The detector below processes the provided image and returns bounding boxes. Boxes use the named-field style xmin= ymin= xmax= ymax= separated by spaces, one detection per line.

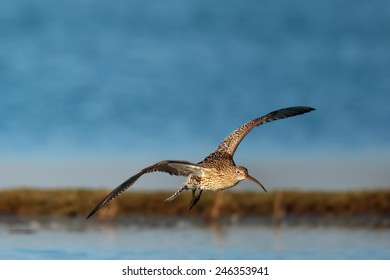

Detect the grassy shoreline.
xmin=0 ymin=188 xmax=389 ymax=222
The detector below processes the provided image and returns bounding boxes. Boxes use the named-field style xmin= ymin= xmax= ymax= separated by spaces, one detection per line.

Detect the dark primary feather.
xmin=216 ymin=106 xmax=315 ymax=156
xmin=86 ymin=160 xmax=201 ymax=219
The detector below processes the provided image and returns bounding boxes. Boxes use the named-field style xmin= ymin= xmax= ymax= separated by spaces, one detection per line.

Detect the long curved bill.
xmin=245 ymin=174 xmax=267 ymax=192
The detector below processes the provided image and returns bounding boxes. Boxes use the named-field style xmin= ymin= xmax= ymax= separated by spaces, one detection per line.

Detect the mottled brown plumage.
xmin=87 ymin=106 xmax=315 ymax=219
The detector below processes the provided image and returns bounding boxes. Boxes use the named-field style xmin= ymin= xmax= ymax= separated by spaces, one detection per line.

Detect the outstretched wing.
xmin=87 ymin=160 xmax=202 ymax=219
xmin=215 ymin=106 xmax=315 ymax=156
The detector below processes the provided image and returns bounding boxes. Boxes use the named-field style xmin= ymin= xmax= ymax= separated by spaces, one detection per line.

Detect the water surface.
xmin=1 ymin=216 xmax=389 ymax=260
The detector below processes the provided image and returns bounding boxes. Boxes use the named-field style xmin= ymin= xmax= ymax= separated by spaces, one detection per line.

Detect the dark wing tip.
xmin=86 ymin=209 xmax=97 ymax=219
xmin=292 ymin=106 xmax=316 ymax=116
xmin=260 ymin=106 xmax=315 ymax=126
xmin=86 ymin=196 xmax=110 ymax=219
xmin=281 ymin=106 xmax=315 ymax=114
xmin=301 ymin=106 xmax=316 ymax=112
xmin=292 ymin=106 xmax=316 ymax=115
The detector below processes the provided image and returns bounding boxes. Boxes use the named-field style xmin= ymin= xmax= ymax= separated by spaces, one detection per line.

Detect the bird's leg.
xmin=165 ymin=185 xmax=188 ymax=202
xmin=188 ymin=189 xmax=203 ymax=210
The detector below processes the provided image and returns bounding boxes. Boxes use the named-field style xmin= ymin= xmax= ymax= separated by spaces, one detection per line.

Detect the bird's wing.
xmin=215 ymin=106 xmax=315 ymax=156
xmin=87 ymin=160 xmax=202 ymax=219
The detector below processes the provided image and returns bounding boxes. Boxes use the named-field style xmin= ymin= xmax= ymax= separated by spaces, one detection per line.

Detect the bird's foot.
xmin=188 ymin=197 xmax=199 ymax=210
xmin=188 ymin=190 xmax=203 ymax=210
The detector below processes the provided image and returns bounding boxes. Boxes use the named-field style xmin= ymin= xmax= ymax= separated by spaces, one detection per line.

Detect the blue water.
xmin=0 ymin=0 xmax=390 ymax=188
xmin=1 ymin=217 xmax=389 ymax=260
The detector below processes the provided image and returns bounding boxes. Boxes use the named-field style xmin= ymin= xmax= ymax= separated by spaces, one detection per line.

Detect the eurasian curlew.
xmin=87 ymin=106 xmax=315 ymax=218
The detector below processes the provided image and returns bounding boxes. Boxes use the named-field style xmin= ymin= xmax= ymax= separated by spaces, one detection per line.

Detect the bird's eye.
xmin=236 ymin=170 xmax=241 ymax=174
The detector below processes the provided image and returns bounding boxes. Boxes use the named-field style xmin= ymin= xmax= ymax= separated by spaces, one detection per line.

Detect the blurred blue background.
xmin=1 ymin=0 xmax=389 ymax=189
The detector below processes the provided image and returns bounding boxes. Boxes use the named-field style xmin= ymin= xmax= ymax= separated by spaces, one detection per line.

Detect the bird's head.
xmin=234 ymin=166 xmax=267 ymax=192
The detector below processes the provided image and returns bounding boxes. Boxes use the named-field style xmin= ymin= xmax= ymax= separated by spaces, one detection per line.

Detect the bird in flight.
xmin=87 ymin=106 xmax=315 ymax=219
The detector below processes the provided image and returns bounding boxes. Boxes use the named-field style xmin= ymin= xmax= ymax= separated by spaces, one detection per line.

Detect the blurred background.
xmin=0 ymin=0 xmax=389 ymax=259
